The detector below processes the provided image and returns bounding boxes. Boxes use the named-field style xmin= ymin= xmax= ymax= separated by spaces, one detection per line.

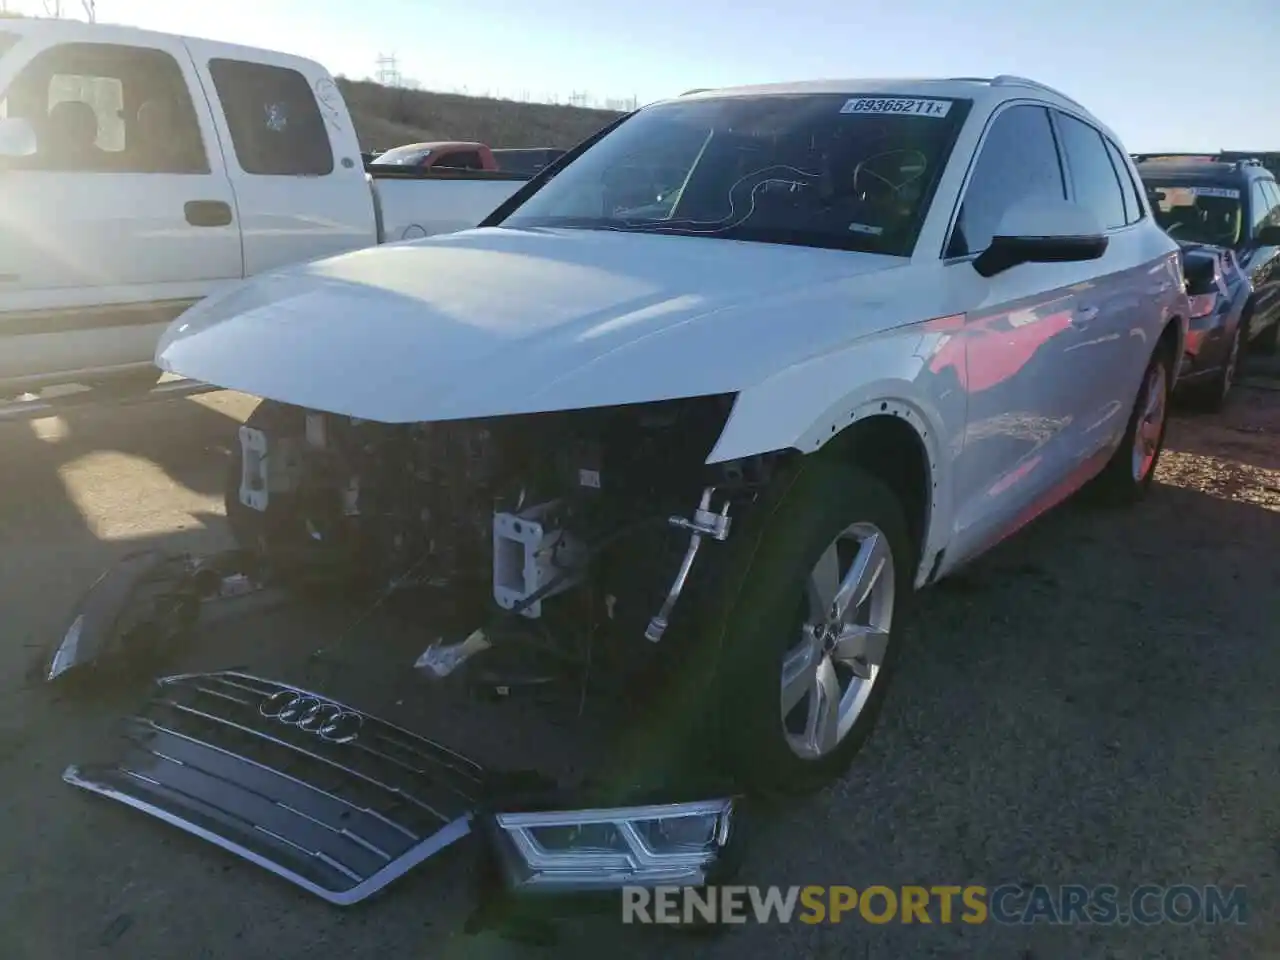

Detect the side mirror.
xmin=0 ymin=116 xmax=37 ymax=159
xmin=1254 ymin=224 xmax=1280 ymax=247
xmin=973 ymin=197 xmax=1108 ymax=278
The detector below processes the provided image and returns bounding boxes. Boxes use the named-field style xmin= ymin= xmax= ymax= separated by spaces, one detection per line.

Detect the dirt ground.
xmin=0 ymin=360 xmax=1277 ymax=960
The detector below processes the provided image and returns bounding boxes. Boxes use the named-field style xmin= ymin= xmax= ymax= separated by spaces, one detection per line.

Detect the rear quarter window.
xmin=208 ymin=58 xmax=333 ymax=176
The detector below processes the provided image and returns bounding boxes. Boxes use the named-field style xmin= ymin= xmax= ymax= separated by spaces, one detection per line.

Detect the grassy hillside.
xmin=337 ymin=78 xmax=624 ymax=153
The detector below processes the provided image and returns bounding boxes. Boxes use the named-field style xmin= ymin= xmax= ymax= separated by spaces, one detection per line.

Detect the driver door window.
xmin=947 ymin=105 xmax=1066 ymax=257
xmin=0 ymin=41 xmax=208 ymax=173
xmin=1250 ymin=182 xmax=1271 ymax=233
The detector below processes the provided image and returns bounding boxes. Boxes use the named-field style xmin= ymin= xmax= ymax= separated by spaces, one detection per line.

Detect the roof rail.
xmin=990 ymin=74 xmax=1084 ymax=109
xmin=679 ymin=88 xmax=715 ymax=96
xmin=1131 ymin=153 xmax=1221 ymax=164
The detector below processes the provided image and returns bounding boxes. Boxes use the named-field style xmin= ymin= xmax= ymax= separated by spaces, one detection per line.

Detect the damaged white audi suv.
xmin=50 ymin=75 xmax=1187 ymax=915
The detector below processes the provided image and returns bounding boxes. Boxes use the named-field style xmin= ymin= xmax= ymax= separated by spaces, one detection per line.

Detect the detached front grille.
xmin=65 ymin=672 xmax=484 ymax=904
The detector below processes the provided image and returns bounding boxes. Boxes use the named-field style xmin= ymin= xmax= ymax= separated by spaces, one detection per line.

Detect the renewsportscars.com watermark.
xmin=621 ymin=884 xmax=1248 ymax=926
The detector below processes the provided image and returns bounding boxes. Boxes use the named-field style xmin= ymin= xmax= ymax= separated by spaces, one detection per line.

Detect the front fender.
xmin=706 ymin=323 xmax=967 ymax=580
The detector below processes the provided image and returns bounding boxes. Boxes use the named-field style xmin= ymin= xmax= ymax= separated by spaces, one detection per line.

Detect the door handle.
xmin=184 ymin=200 xmax=233 ymax=228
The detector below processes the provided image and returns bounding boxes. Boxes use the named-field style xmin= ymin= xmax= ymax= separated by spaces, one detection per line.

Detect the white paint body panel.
xmin=373 ymin=176 xmax=524 ymax=242
xmin=156 ymin=227 xmax=910 ymax=419
xmin=156 ymin=75 xmax=1189 ymax=586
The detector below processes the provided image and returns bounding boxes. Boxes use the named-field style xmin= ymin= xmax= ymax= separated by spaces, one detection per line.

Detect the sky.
xmin=8 ymin=0 xmax=1280 ymax=151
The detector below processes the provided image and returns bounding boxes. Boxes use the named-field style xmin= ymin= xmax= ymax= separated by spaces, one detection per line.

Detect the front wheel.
xmin=704 ymin=459 xmax=917 ymax=796
xmin=1188 ymin=320 xmax=1242 ymax=413
xmin=1090 ymin=344 xmax=1173 ymax=505
xmin=1252 ymin=314 xmax=1280 ymax=357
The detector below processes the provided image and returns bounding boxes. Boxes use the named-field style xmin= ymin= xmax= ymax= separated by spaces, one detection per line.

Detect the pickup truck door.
xmin=181 ymin=41 xmax=378 ymax=275
xmin=0 ymin=27 xmax=241 ymax=379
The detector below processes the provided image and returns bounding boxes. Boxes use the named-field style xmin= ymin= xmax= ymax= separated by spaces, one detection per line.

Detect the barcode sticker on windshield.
xmin=1191 ymin=186 xmax=1241 ymax=199
xmin=840 ymin=97 xmax=952 ymax=118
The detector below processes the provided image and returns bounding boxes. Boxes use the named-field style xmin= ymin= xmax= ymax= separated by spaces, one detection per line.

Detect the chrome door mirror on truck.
xmin=974 ymin=197 xmax=1109 ymax=278
xmin=0 ymin=116 xmax=37 ymax=159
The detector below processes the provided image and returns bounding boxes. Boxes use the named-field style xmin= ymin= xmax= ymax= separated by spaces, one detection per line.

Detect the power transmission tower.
xmin=374 ymin=53 xmax=402 ymax=87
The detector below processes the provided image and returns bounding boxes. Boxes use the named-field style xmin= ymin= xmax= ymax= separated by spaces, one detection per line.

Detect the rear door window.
xmin=1055 ymin=112 xmax=1127 ymax=230
xmin=208 ymin=58 xmax=333 ymax=176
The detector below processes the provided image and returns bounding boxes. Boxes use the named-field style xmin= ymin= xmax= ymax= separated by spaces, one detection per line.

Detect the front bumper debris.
xmin=65 ymin=671 xmax=483 ymax=905
xmin=65 ymin=669 xmax=739 ymax=910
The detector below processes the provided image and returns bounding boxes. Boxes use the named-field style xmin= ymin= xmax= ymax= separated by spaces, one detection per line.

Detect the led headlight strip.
xmin=492 ymin=798 xmax=735 ymax=890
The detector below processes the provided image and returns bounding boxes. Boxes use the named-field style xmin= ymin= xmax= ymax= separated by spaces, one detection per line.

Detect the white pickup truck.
xmin=0 ymin=18 xmax=531 ymax=413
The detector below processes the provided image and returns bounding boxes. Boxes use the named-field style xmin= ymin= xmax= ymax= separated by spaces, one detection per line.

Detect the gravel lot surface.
xmin=1 ymin=364 xmax=1277 ymax=960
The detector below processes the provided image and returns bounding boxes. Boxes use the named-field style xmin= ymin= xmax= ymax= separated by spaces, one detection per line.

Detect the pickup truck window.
xmin=0 ymin=31 xmax=19 ymax=59
xmin=434 ymin=150 xmax=484 ymax=171
xmin=501 ymin=92 xmax=972 ymax=257
xmin=208 ymin=58 xmax=333 ymax=177
xmin=0 ymin=42 xmax=208 ymax=174
xmin=374 ymin=145 xmax=431 ymax=166
xmin=947 ymin=105 xmax=1065 ymax=257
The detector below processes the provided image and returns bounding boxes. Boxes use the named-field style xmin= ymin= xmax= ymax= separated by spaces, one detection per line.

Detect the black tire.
xmin=1252 ymin=313 xmax=1280 ymax=356
xmin=1090 ymin=342 xmax=1173 ymax=505
xmin=1187 ymin=319 xmax=1242 ymax=413
xmin=698 ymin=457 xmax=917 ymax=797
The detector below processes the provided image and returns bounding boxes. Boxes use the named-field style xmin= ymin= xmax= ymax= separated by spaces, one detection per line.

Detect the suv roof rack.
xmin=1130 ymin=153 xmax=1266 ymax=173
xmin=989 ymin=74 xmax=1084 ymax=109
xmin=679 ymin=88 xmax=715 ymax=96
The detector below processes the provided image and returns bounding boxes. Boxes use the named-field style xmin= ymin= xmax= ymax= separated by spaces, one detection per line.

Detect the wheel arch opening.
xmin=824 ymin=413 xmax=932 ymax=556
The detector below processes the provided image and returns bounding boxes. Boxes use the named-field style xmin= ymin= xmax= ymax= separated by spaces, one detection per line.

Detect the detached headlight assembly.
xmin=490 ymin=798 xmax=735 ymax=892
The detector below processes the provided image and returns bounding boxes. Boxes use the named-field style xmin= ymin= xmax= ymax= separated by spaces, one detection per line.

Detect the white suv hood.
xmin=157 ymin=226 xmax=907 ymax=423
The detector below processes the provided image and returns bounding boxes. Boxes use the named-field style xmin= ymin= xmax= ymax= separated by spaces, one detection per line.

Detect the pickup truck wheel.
xmin=1090 ymin=344 xmax=1172 ymax=505
xmin=707 ymin=459 xmax=916 ymax=796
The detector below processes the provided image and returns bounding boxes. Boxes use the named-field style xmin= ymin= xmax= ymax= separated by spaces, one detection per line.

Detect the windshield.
xmin=500 ymin=93 xmax=972 ymax=256
xmin=1144 ymin=180 xmax=1243 ymax=247
xmin=373 ymin=145 xmax=431 ymax=165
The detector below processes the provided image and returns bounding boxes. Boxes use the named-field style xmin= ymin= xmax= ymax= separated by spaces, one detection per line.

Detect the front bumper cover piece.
xmin=65 ymin=670 xmax=737 ymax=907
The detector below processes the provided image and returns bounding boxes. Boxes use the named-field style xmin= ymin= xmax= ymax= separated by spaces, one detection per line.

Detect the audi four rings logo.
xmin=259 ymin=689 xmax=364 ymax=743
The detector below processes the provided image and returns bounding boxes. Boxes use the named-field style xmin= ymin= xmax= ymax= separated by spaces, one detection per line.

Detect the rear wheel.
xmin=1090 ymin=344 xmax=1172 ymax=504
xmin=703 ymin=458 xmax=917 ymax=796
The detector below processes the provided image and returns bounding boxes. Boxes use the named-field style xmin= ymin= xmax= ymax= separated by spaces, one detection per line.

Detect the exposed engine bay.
xmin=231 ymin=393 xmax=780 ymax=674
xmin=45 ymin=394 xmax=787 ymax=924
